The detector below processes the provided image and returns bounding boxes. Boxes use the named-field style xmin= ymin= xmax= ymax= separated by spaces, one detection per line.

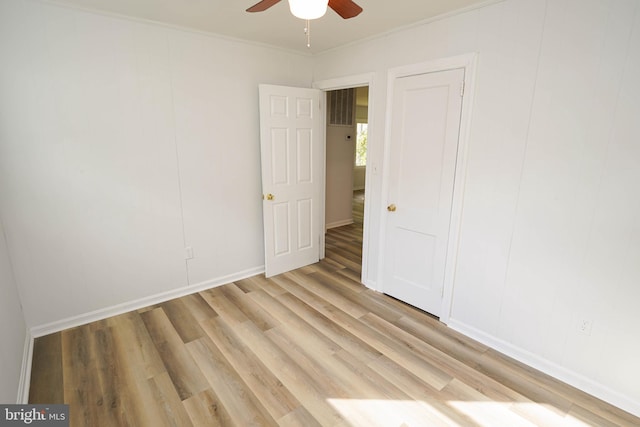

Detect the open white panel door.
xmin=259 ymin=84 xmax=322 ymax=278
xmin=382 ymin=68 xmax=464 ymax=316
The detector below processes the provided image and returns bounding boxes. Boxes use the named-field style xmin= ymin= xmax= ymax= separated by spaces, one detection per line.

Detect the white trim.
xmin=448 ymin=319 xmax=640 ymax=418
xmin=326 ymin=219 xmax=354 ymax=230
xmin=40 ymin=0 xmax=312 ymax=58
xmin=16 ymin=330 xmax=33 ymax=404
xmin=315 ymin=0 xmax=505 ymax=56
xmin=378 ymin=53 xmax=477 ymax=320
xmin=30 ymin=266 xmax=264 ymax=337
xmin=440 ymin=53 xmax=478 ymax=324
xmin=313 ymin=73 xmax=374 ymax=91
xmin=313 ymin=73 xmax=376 ymax=290
xmin=318 ymin=91 xmax=327 ymax=260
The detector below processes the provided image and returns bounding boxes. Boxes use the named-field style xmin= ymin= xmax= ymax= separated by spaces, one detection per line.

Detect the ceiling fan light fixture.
xmin=287 ymin=0 xmax=329 ymax=20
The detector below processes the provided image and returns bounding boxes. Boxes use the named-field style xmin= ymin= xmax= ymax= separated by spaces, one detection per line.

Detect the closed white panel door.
xmin=382 ymin=68 xmax=464 ymax=316
xmin=259 ymin=85 xmax=322 ymax=277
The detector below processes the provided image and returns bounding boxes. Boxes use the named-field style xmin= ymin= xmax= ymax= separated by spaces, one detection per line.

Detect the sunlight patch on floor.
xmin=327 ymin=398 xmax=457 ymax=426
xmin=447 ymin=401 xmax=595 ymax=427
xmin=328 ymin=399 xmax=598 ymax=427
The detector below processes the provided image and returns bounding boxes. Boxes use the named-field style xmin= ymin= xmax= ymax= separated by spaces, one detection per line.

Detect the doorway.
xmin=324 ymin=85 xmax=369 ymax=279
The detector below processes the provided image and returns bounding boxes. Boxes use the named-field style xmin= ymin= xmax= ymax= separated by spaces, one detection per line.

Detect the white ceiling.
xmin=48 ymin=0 xmax=494 ymax=54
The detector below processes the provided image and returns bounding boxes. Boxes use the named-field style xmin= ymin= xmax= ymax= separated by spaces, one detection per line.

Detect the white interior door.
xmin=382 ymin=68 xmax=465 ymax=316
xmin=259 ymin=84 xmax=322 ymax=278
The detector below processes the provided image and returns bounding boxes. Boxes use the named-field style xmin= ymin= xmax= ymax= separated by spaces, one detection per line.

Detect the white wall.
xmin=0 ymin=0 xmax=313 ymax=328
xmin=0 ymin=220 xmax=26 ymax=403
xmin=325 ymin=125 xmax=355 ymax=228
xmin=353 ymin=166 xmax=365 ymax=191
xmin=314 ymin=0 xmax=640 ymax=415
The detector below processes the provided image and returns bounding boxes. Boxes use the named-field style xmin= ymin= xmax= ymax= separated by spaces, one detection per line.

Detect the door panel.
xmin=259 ymin=85 xmax=322 ymax=277
xmin=297 ymin=199 xmax=313 ymax=249
xmin=296 ymin=129 xmax=313 ymax=183
xmin=382 ymin=68 xmax=464 ymax=316
xmin=271 ymin=129 xmax=290 ymax=185
xmin=273 ymin=202 xmax=290 ymax=256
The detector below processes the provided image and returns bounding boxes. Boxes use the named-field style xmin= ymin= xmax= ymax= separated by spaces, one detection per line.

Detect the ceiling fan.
xmin=246 ymin=0 xmax=363 ymax=20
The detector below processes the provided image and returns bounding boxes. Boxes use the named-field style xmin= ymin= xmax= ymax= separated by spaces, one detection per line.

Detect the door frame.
xmin=379 ymin=53 xmax=477 ymax=324
xmin=313 ymin=73 xmax=376 ymax=289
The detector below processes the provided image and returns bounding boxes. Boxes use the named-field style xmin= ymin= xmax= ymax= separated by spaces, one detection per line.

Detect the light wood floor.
xmin=29 ymin=191 xmax=639 ymax=426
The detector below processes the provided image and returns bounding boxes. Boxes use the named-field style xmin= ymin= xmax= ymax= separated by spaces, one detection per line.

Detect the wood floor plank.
xmin=231 ymin=320 xmax=351 ymax=426
xmin=107 ymin=311 xmax=166 ymax=381
xmin=140 ymin=308 xmax=209 ymax=401
xmin=441 ymin=379 xmax=540 ymax=427
xmin=182 ymin=389 xmax=234 ymax=426
xmin=199 ymin=287 xmax=250 ymax=325
xmin=322 ymin=248 xmax=361 ymax=272
xmin=147 ymin=372 xmax=195 ymax=427
xmin=180 ymin=292 xmax=219 ymax=322
xmin=353 ymin=314 xmax=454 ymax=391
xmin=475 ymin=348 xmax=639 ymax=426
xmin=90 ymin=325 xmax=128 ymax=425
xmin=274 ymin=291 xmax=383 ymax=364
xmin=330 ymin=349 xmax=463 ymax=427
xmin=282 ymin=270 xmax=369 ymax=318
xmin=264 ymin=326 xmax=352 ymax=399
xmin=159 ymin=298 xmax=205 ymax=343
xmin=334 ymin=267 xmax=362 ymax=284
xmin=566 ymin=403 xmax=620 ymax=427
xmin=272 ymin=276 xmax=454 ymax=391
xmin=247 ymin=289 xmax=343 ymax=357
xmin=309 ymin=267 xmax=365 ymax=295
xmin=361 ymin=312 xmax=522 ymax=403
xmin=29 ymin=332 xmax=64 ymax=404
xmin=490 ymin=349 xmax=640 ymax=426
xmin=106 ymin=312 xmax=180 ymax=426
xmin=277 ymin=406 xmax=323 ymax=427
xmin=234 ymin=274 xmax=287 ymax=297
xmin=217 ymin=282 xmax=280 ymax=331
xmin=62 ymin=322 xmax=119 ymax=426
xmin=393 ymin=314 xmax=489 ymax=363
xmin=199 ymin=316 xmax=300 ymax=420
xmin=186 ymin=337 xmax=278 ymax=426
xmin=314 ymin=255 xmax=347 ymax=272
xmin=320 ymin=279 xmax=408 ymax=324
xmin=367 ymin=354 xmax=482 ymax=427
xmin=232 ymin=277 xmax=263 ymax=293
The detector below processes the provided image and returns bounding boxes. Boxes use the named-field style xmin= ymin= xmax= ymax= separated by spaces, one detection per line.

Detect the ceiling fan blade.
xmin=246 ymin=0 xmax=282 ymax=13
xmin=328 ymin=0 xmax=363 ymax=19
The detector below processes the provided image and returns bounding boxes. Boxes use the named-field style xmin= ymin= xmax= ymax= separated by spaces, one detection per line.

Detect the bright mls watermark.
xmin=0 ymin=405 xmax=68 ymax=426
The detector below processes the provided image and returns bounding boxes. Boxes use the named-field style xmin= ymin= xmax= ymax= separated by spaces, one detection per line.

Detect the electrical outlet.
xmin=578 ymin=319 xmax=593 ymax=336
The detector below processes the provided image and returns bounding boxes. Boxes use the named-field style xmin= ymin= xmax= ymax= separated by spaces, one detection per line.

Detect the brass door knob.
xmin=265 ymin=193 xmax=275 ymax=201
xmin=387 ymin=204 xmax=396 ymax=212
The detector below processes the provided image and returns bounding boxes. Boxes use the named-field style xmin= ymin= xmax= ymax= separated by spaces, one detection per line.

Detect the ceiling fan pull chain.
xmin=305 ymin=19 xmax=311 ymax=48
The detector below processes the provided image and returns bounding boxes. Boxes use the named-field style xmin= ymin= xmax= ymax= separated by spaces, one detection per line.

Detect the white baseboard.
xmin=326 ymin=219 xmax=354 ymax=229
xmin=447 ymin=318 xmax=640 ymax=418
xmin=30 ymin=266 xmax=265 ymax=338
xmin=16 ymin=330 xmax=33 ymax=404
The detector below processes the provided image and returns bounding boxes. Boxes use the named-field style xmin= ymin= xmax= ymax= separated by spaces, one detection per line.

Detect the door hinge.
xmin=460 ymin=81 xmax=465 ymax=97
